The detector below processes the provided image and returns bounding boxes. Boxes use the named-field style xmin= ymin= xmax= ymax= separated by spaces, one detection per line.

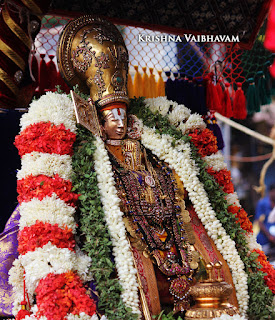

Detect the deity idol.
xmin=1 ymin=14 xmax=274 ymax=320
xmin=56 ymin=15 xmax=239 ymax=318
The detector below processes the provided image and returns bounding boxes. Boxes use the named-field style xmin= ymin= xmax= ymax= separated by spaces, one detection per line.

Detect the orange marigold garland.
xmin=227 ymin=205 xmax=253 ymax=233
xmin=188 ymin=128 xmax=218 ymax=156
xmin=253 ymin=249 xmax=275 ymax=294
xmin=206 ymin=167 xmax=235 ymax=194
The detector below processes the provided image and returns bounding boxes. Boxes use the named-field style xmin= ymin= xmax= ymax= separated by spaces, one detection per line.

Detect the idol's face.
xmin=102 ymin=107 xmax=127 ymax=140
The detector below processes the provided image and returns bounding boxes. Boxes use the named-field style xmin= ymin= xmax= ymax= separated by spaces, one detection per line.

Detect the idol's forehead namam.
xmin=57 ymin=15 xmax=129 ymax=109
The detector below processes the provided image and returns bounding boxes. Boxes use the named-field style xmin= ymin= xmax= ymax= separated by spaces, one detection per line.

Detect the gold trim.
xmin=21 ymin=0 xmax=43 ymax=17
xmin=0 ymin=68 xmax=19 ymax=95
xmin=0 ymin=39 xmax=26 ymax=70
xmin=2 ymin=5 xmax=31 ymax=49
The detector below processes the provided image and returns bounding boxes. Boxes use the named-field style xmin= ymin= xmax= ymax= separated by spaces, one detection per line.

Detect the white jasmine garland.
xmin=8 ymin=259 xmax=26 ymax=316
xmin=225 ymin=192 xmax=241 ymax=207
xmin=17 ymin=152 xmax=73 ymax=181
xmin=203 ymin=151 xmax=227 ymax=171
xmin=20 ymin=92 xmax=76 ymax=133
xmin=18 ymin=194 xmax=77 ymax=232
xmin=19 ymin=243 xmax=92 ymax=296
xmin=167 ymin=104 xmax=191 ymax=125
xmin=177 ymin=121 xmax=187 ymax=134
xmin=184 ymin=113 xmax=206 ymax=132
xmin=93 ymin=137 xmax=141 ymax=318
xmin=140 ymin=125 xmax=249 ymax=316
xmin=245 ymin=233 xmax=262 ymax=251
xmin=12 ymin=92 xmax=96 ymax=319
xmin=145 ymin=96 xmax=174 ymax=116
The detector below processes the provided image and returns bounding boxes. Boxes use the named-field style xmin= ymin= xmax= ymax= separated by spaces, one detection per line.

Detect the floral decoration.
xmin=227 ymin=206 xmax=253 ymax=233
xmin=130 ymin=96 xmax=274 ymax=319
xmin=188 ymin=128 xmax=218 ymax=156
xmin=18 ymin=221 xmax=75 ymax=255
xmin=35 ymin=271 xmax=96 ymax=319
xmin=15 ymin=122 xmax=76 ymax=157
xmin=17 ymin=174 xmax=79 ymax=206
xmin=253 ymin=249 xmax=275 ymax=294
xmin=11 ymin=92 xmax=275 ymax=320
xmin=10 ymin=92 xmax=98 ymax=319
xmin=140 ymin=126 xmax=249 ymax=316
xmin=206 ymin=168 xmax=235 ymax=194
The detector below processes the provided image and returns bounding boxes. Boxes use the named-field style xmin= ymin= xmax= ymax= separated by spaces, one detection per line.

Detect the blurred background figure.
xmin=254 ymin=184 xmax=275 ymax=262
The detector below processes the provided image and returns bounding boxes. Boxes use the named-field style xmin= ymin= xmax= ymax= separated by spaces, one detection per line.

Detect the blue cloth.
xmin=255 ymin=196 xmax=274 ymax=245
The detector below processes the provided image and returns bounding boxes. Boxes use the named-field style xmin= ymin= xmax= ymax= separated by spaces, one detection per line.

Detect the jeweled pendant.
xmin=145 ymin=175 xmax=155 ymax=187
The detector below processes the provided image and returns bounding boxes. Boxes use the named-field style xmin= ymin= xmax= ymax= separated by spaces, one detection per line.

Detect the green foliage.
xmin=72 ymin=125 xmax=137 ymax=320
xmin=153 ymin=311 xmax=184 ymax=320
xmin=247 ymin=272 xmax=275 ymax=320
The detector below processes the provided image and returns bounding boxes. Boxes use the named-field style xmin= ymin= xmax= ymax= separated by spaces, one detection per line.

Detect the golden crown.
xmin=57 ymin=15 xmax=129 ymax=108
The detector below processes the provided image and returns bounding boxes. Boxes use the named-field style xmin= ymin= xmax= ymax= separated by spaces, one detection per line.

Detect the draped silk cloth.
xmin=0 ymin=205 xmax=19 ymax=317
xmin=109 ymin=144 xmax=239 ymax=317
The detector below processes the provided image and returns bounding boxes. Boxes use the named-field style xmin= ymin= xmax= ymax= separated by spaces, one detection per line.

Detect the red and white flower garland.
xmin=140 ymin=127 xmax=249 ymax=316
xmin=10 ymin=92 xmax=274 ymax=319
xmin=145 ymin=97 xmax=275 ymax=299
xmin=10 ymin=92 xmax=98 ymax=319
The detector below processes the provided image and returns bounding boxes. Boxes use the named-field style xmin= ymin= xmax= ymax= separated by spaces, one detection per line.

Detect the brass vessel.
xmin=185 ymin=262 xmax=239 ymax=320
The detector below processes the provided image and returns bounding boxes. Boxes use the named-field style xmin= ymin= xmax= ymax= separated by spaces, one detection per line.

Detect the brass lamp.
xmin=185 ymin=261 xmax=239 ymax=320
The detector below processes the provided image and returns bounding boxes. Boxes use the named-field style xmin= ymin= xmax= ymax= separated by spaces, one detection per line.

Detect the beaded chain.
xmin=106 ymin=139 xmax=199 ymax=313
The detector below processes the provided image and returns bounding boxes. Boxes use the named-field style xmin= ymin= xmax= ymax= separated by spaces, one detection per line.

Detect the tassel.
xmin=16 ymin=271 xmax=32 ymax=320
xmin=216 ymin=80 xmax=223 ymax=99
xmin=214 ymin=80 xmax=223 ymax=114
xmin=156 ymin=70 xmax=165 ymax=97
xmin=148 ymin=67 xmax=156 ymax=98
xmin=257 ymin=71 xmax=271 ymax=105
xmin=39 ymin=53 xmax=47 ymax=94
xmin=173 ymin=72 xmax=181 ymax=103
xmin=270 ymin=61 xmax=275 ymax=78
xmin=205 ymin=73 xmax=221 ymax=112
xmin=178 ymin=73 xmax=186 ymax=105
xmin=196 ymin=78 xmax=207 ymax=115
xmin=165 ymin=71 xmax=174 ymax=101
xmin=233 ymin=82 xmax=247 ymax=119
xmin=56 ymin=71 xmax=70 ymax=93
xmin=264 ymin=0 xmax=275 ymax=52
xmin=186 ymin=77 xmax=195 ymax=110
xmin=16 ymin=302 xmax=32 ymax=320
xmin=264 ymin=61 xmax=272 ymax=97
xmin=211 ymin=114 xmax=225 ymax=150
xmin=222 ymin=83 xmax=233 ymax=117
xmin=246 ymin=78 xmax=260 ymax=115
xmin=133 ymin=65 xmax=142 ymax=97
xmin=141 ymin=67 xmax=149 ymax=97
xmin=183 ymin=76 xmax=191 ymax=108
xmin=264 ymin=0 xmax=275 ymax=79
xmin=127 ymin=71 xmax=134 ymax=98
xmin=46 ymin=55 xmax=57 ymax=91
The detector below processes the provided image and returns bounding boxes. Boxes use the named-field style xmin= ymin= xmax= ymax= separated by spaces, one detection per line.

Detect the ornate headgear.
xmin=57 ymin=15 xmax=129 ymax=108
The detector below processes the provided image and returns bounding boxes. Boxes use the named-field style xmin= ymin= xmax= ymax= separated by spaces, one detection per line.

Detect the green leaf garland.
xmin=72 ymin=125 xmax=137 ymax=320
